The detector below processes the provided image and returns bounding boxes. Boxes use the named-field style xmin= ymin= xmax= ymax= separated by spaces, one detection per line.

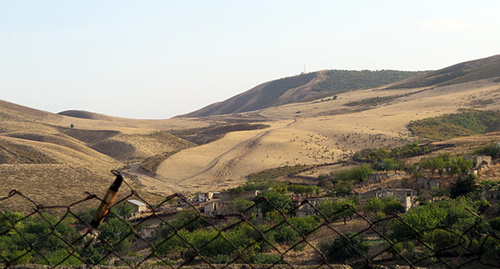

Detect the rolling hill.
xmin=182 ymin=70 xmax=423 ymax=117
xmin=2 ymin=54 xmax=500 ymax=210
xmin=387 ymin=54 xmax=500 ymax=89
xmin=0 ymin=100 xmax=199 ymax=210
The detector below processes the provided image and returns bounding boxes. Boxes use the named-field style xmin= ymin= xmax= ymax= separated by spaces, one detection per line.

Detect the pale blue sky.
xmin=1 ymin=1 xmax=499 ymax=119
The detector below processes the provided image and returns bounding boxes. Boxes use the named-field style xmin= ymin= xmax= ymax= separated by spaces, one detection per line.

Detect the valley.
xmin=1 ymin=57 xmax=500 ymax=207
xmin=1 ymin=54 xmax=500 ymax=268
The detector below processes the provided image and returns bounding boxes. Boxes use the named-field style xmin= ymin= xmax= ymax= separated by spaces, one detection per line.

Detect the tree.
xmin=430 ymin=187 xmax=450 ymax=199
xmin=420 ymin=156 xmax=445 ymax=175
xmin=450 ymin=174 xmax=480 ymax=199
xmin=381 ymin=158 xmax=397 ymax=171
xmin=227 ymin=198 xmax=254 ymax=214
xmin=320 ymin=232 xmax=370 ymax=262
xmin=319 ymin=199 xmax=357 ymax=224
xmin=258 ymin=191 xmax=294 ymax=215
xmin=473 ymin=143 xmax=500 ymax=159
xmin=381 ymin=197 xmax=404 ymax=215
xmin=99 ymin=217 xmax=134 ymax=252
xmin=364 ymin=197 xmax=383 ymax=214
xmin=447 ymin=156 xmax=474 ymax=176
xmin=390 ymin=198 xmax=477 ymax=242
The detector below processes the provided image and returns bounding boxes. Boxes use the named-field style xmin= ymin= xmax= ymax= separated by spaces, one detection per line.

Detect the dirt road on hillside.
xmin=174 ymin=119 xmax=297 ymax=189
xmin=174 ymin=130 xmax=270 ymax=185
xmin=128 ymin=119 xmax=297 ymax=195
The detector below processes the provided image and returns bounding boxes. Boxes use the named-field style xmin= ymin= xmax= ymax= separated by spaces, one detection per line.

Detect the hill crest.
xmin=181 ymin=70 xmax=423 ymax=117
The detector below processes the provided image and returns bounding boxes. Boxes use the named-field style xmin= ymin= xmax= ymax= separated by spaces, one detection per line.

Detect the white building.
xmin=127 ymin=200 xmax=147 ymax=213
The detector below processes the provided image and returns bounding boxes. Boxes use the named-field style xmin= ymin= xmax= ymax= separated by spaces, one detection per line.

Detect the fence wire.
xmin=1 ymin=175 xmax=500 ymax=269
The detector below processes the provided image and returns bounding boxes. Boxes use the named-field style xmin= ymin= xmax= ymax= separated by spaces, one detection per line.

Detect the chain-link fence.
xmin=1 ymin=172 xmax=500 ymax=269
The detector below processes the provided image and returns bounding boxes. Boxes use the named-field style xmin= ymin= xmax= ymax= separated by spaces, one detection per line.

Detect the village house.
xmin=238 ymin=190 xmax=260 ymax=201
xmin=291 ymin=196 xmax=335 ymax=217
xmin=203 ymin=202 xmax=220 ymax=216
xmin=367 ymin=171 xmax=407 ymax=184
xmin=198 ymin=192 xmax=214 ymax=202
xmin=127 ymin=200 xmax=148 ymax=214
xmin=358 ymin=188 xmax=417 ymax=212
xmin=467 ymin=155 xmax=492 ymax=176
xmin=417 ymin=177 xmax=441 ymax=189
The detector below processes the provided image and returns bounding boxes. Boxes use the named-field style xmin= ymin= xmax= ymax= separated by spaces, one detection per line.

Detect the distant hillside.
xmin=0 ymin=99 xmax=197 ymax=207
xmin=182 ymin=70 xmax=422 ymax=117
xmin=407 ymin=109 xmax=500 ymax=140
xmin=58 ymin=110 xmax=115 ymax=120
xmin=388 ymin=54 xmax=500 ymax=89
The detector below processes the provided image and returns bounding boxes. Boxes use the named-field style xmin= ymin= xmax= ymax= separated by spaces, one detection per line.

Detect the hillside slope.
xmin=183 ymin=70 xmax=422 ymax=117
xmin=388 ymin=54 xmax=500 ymax=89
xmin=3 ymin=54 xmax=500 ymax=206
xmin=0 ymin=100 xmax=198 ymax=209
xmin=156 ymin=76 xmax=500 ymax=193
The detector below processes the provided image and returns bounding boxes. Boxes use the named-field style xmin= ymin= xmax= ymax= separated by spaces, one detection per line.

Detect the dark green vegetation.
xmin=168 ymin=123 xmax=270 ymax=145
xmin=473 ymin=143 xmax=500 ymax=160
xmin=353 ymin=142 xmax=434 ymax=162
xmin=345 ymin=90 xmax=425 ymax=108
xmin=390 ymin=198 xmax=499 ymax=266
xmin=2 ymin=165 xmax=499 ymax=267
xmin=318 ymin=165 xmax=373 ymax=197
xmin=228 ymin=164 xmax=318 ymax=198
xmin=319 ymin=232 xmax=370 ymax=263
xmin=254 ymin=73 xmax=317 ymax=109
xmin=407 ymin=109 xmax=500 ymax=140
xmin=0 ymin=203 xmax=135 ymax=266
xmin=312 ymin=70 xmax=423 ymax=95
xmin=387 ymin=54 xmax=500 ymax=89
xmin=246 ymin=164 xmax=309 ymax=182
xmin=153 ymin=208 xmax=321 ymax=264
xmin=419 ymin=153 xmax=474 ymax=177
xmin=345 ymin=95 xmax=403 ymax=107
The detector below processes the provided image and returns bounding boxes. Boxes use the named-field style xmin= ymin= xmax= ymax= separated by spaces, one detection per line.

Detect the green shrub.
xmin=320 ymin=232 xmax=370 ymax=262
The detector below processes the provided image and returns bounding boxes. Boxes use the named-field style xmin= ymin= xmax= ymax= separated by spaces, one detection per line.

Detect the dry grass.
xmin=1 ymin=78 xmax=500 ymax=206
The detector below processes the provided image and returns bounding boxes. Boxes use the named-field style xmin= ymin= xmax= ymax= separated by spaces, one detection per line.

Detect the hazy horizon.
xmin=1 ymin=1 xmax=499 ymax=119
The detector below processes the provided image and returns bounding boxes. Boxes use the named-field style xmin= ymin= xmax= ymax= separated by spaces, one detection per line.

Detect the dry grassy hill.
xmin=2 ymin=55 xmax=500 ymax=209
xmin=0 ymin=101 xmax=203 ymax=210
xmin=155 ymin=77 xmax=500 ymax=194
xmin=183 ymin=70 xmax=422 ymax=117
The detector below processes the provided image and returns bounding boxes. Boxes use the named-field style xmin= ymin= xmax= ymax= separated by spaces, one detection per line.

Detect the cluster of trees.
xmin=153 ymin=199 xmax=321 ymax=264
xmin=0 ymin=203 xmax=135 ymax=266
xmin=256 ymin=73 xmax=316 ymax=109
xmin=389 ymin=198 xmax=500 ymax=265
xmin=318 ymin=164 xmax=372 ymax=197
xmin=419 ymin=153 xmax=474 ymax=177
xmin=228 ymin=164 xmax=313 ymax=197
xmin=246 ymin=164 xmax=309 ymax=182
xmin=152 ymin=186 xmax=371 ymax=264
xmin=474 ymin=143 xmax=500 ymax=160
xmin=345 ymin=94 xmax=403 ymax=107
xmin=353 ymin=142 xmax=435 ymax=163
xmin=311 ymin=70 xmax=422 ymax=95
xmin=407 ymin=109 xmax=500 ymax=140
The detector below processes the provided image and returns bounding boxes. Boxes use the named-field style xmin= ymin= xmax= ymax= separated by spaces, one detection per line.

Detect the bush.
xmin=474 ymin=143 xmax=500 ymax=159
xmin=490 ymin=217 xmax=500 ymax=231
xmin=450 ymin=174 xmax=480 ymax=199
xmin=320 ymin=232 xmax=370 ymax=262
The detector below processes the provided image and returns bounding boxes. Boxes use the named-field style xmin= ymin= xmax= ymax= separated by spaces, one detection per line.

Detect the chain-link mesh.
xmin=1 ymin=175 xmax=500 ymax=269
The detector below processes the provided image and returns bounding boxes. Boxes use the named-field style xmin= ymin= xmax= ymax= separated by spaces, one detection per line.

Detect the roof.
xmin=127 ymin=199 xmax=146 ymax=206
